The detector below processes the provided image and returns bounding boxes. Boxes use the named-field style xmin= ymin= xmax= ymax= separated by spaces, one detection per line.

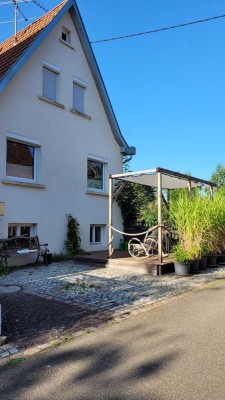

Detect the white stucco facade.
xmin=0 ymin=10 xmax=128 ymax=253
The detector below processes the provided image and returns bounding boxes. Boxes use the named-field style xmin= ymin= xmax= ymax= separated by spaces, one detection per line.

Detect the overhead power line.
xmin=90 ymin=12 xmax=225 ymax=44
xmin=0 ymin=16 xmax=35 ymax=23
xmin=31 ymin=0 xmax=48 ymax=13
xmin=0 ymin=0 xmax=32 ymax=4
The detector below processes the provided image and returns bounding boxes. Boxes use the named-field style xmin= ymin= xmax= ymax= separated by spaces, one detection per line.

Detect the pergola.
xmin=109 ymin=167 xmax=217 ymax=262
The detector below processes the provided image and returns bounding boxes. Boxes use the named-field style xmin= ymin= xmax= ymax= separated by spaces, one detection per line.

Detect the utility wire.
xmin=31 ymin=0 xmax=48 ymax=13
xmin=0 ymin=0 xmax=32 ymax=4
xmin=91 ymin=12 xmax=225 ymax=44
xmin=0 ymin=16 xmax=35 ymax=23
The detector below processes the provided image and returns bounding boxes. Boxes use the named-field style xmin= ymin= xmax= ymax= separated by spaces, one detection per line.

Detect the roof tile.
xmin=0 ymin=0 xmax=66 ymax=81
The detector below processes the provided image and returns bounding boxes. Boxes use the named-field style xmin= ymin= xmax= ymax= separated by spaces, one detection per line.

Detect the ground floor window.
xmin=90 ymin=225 xmax=104 ymax=244
xmin=8 ymin=224 xmax=36 ymax=238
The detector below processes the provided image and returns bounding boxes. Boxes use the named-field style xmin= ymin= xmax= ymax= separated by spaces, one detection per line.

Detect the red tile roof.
xmin=0 ymin=0 xmax=66 ymax=81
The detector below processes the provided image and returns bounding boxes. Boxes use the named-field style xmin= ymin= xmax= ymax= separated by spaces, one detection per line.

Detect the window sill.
xmin=2 ymin=180 xmax=45 ymax=189
xmin=70 ymin=108 xmax=91 ymax=120
xmin=38 ymin=96 xmax=65 ymax=109
xmin=59 ymin=38 xmax=75 ymax=50
xmin=86 ymin=191 xmax=108 ymax=197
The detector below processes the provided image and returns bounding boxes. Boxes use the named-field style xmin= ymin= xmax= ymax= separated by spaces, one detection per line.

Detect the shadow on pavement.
xmin=0 ymin=321 xmax=180 ymax=400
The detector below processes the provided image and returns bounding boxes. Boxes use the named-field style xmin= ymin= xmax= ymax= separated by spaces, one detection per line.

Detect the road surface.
xmin=1 ymin=279 xmax=225 ymax=400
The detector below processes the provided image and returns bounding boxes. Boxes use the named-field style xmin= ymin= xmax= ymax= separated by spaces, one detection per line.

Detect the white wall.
xmin=0 ymin=12 xmax=124 ymax=253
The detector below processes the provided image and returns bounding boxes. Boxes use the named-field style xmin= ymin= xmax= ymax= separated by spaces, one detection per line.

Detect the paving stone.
xmin=8 ymin=347 xmax=19 ymax=354
xmin=0 ymin=351 xmax=10 ymax=357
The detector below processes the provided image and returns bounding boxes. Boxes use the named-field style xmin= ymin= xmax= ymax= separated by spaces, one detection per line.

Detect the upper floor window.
xmin=42 ymin=62 xmax=60 ymax=103
xmin=6 ymin=133 xmax=41 ymax=184
xmin=73 ymin=77 xmax=87 ymax=114
xmin=61 ymin=26 xmax=71 ymax=44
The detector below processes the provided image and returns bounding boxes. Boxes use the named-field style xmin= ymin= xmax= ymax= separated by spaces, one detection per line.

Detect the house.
xmin=0 ymin=0 xmax=135 ymax=255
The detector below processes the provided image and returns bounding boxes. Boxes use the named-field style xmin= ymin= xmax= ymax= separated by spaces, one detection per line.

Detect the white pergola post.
xmin=157 ymin=171 xmax=163 ymax=263
xmin=209 ymin=185 xmax=214 ymax=199
xmin=108 ymin=175 xmax=113 ymax=258
xmin=188 ymin=180 xmax=192 ymax=192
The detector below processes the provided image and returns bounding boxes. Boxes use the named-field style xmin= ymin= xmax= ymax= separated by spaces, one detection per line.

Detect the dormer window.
xmin=61 ymin=27 xmax=71 ymax=44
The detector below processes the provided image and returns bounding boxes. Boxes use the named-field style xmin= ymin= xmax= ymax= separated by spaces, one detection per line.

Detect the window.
xmin=61 ymin=27 xmax=71 ymax=44
xmin=20 ymin=226 xmax=31 ymax=237
xmin=7 ymin=140 xmax=34 ymax=180
xmin=8 ymin=224 xmax=34 ymax=238
xmin=87 ymin=160 xmax=104 ymax=190
xmin=42 ymin=62 xmax=60 ymax=103
xmin=72 ymin=77 xmax=87 ymax=114
xmin=8 ymin=226 xmax=17 ymax=238
xmin=6 ymin=133 xmax=41 ymax=183
xmin=73 ymin=83 xmax=85 ymax=113
xmin=90 ymin=225 xmax=102 ymax=244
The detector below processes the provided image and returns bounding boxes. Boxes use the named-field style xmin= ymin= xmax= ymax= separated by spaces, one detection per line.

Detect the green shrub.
xmin=170 ymin=191 xmax=211 ymax=259
xmin=0 ymin=260 xmax=9 ymax=276
xmin=64 ymin=214 xmax=84 ymax=256
xmin=173 ymin=244 xmax=192 ymax=263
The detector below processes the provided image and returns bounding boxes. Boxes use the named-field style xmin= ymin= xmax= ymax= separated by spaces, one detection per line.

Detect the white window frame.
xmin=90 ymin=224 xmax=105 ymax=245
xmin=72 ymin=76 xmax=87 ymax=114
xmin=42 ymin=61 xmax=60 ymax=103
xmin=6 ymin=132 xmax=41 ymax=184
xmin=87 ymin=155 xmax=108 ymax=193
xmin=8 ymin=223 xmax=36 ymax=238
xmin=61 ymin=26 xmax=71 ymax=44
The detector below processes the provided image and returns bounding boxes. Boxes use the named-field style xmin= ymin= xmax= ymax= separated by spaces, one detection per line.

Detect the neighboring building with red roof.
xmin=0 ymin=0 xmax=135 ymax=257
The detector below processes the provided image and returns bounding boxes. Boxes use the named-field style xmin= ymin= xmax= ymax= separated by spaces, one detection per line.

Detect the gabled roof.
xmin=0 ymin=1 xmax=66 ymax=81
xmin=0 ymin=0 xmax=136 ymax=155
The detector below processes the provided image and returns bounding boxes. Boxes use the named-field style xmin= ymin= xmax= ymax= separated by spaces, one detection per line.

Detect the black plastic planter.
xmin=199 ymin=257 xmax=208 ymax=270
xmin=207 ymin=255 xmax=217 ymax=267
xmin=190 ymin=259 xmax=200 ymax=274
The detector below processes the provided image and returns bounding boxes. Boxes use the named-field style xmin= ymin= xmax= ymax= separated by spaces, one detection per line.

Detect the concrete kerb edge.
xmin=1 ymin=273 xmax=225 ymax=368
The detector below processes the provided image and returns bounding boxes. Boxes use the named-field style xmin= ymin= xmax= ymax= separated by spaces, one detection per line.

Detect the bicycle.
xmin=38 ymin=242 xmax=51 ymax=266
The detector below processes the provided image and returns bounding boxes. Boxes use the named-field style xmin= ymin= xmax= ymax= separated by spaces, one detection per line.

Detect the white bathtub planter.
xmin=0 ymin=236 xmax=40 ymax=268
xmin=11 ymin=249 xmax=39 ymax=267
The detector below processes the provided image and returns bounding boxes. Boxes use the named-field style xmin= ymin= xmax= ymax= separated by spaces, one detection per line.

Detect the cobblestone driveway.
xmin=1 ymin=261 xmax=225 ymax=313
xmin=0 ymin=261 xmax=225 ymax=358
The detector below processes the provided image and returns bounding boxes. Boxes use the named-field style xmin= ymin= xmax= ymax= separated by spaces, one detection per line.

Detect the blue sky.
xmin=1 ymin=0 xmax=225 ymax=180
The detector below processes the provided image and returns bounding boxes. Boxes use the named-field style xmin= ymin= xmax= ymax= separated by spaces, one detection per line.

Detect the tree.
xmin=210 ymin=163 xmax=225 ymax=189
xmin=115 ymin=160 xmax=155 ymax=228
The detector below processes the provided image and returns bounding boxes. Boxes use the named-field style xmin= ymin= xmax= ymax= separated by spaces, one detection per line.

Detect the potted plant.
xmin=170 ymin=191 xmax=207 ymax=275
xmin=173 ymin=244 xmax=192 ymax=276
xmin=199 ymin=243 xmax=210 ymax=270
xmin=204 ymin=189 xmax=225 ymax=267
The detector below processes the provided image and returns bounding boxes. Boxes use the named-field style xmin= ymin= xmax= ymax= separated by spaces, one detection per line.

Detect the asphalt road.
xmin=1 ymin=279 xmax=225 ymax=400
